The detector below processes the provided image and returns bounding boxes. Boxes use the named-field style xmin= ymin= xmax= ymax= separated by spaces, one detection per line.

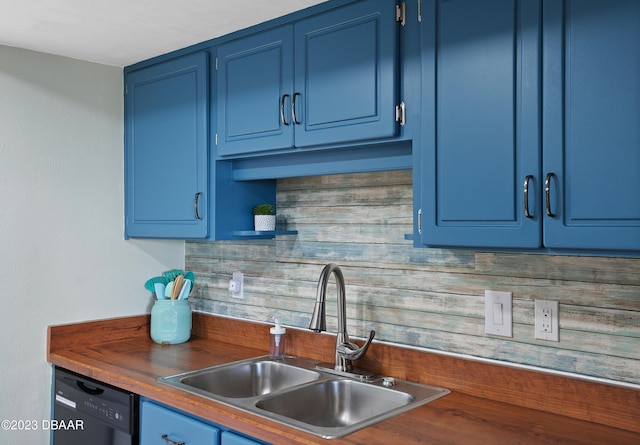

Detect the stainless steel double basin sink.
xmin=158 ymin=356 xmax=449 ymax=438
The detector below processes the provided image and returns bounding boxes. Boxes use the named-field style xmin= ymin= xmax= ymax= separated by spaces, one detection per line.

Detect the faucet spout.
xmin=309 ymin=263 xmax=375 ymax=372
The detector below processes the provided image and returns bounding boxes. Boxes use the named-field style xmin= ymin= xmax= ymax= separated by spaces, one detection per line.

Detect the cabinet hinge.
xmin=215 ymin=133 xmax=218 ymax=145
xmin=395 ymin=101 xmax=406 ymax=126
xmin=215 ymin=57 xmax=218 ymax=71
xmin=396 ymin=2 xmax=406 ymax=26
xmin=417 ymin=208 xmax=422 ymax=234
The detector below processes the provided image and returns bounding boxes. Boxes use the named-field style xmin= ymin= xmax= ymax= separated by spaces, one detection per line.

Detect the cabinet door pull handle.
xmin=292 ymin=92 xmax=301 ymax=125
xmin=523 ymin=175 xmax=534 ymax=219
xmin=545 ymin=173 xmax=556 ymax=217
xmin=161 ymin=434 xmax=185 ymax=445
xmin=280 ymin=94 xmax=290 ymax=126
xmin=194 ymin=192 xmax=203 ymax=220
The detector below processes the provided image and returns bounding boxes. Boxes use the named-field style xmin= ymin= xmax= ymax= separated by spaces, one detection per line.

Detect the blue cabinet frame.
xmin=124 ymin=0 xmax=407 ymax=241
xmin=122 ymin=0 xmax=640 ymax=253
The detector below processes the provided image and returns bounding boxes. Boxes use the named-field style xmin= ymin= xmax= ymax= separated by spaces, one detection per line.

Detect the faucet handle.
xmin=337 ymin=330 xmax=375 ymax=361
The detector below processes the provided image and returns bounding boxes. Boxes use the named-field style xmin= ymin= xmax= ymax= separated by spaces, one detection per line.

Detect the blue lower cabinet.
xmin=140 ymin=400 xmax=220 ymax=444
xmin=140 ymin=400 xmax=268 ymax=445
xmin=221 ymin=431 xmax=263 ymax=445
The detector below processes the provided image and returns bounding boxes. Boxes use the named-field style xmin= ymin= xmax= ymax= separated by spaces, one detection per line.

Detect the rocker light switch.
xmin=485 ymin=290 xmax=512 ymax=337
xmin=493 ymin=302 xmax=504 ymax=325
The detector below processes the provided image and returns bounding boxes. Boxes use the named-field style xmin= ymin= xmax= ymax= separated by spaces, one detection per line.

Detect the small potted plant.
xmin=252 ymin=203 xmax=276 ymax=231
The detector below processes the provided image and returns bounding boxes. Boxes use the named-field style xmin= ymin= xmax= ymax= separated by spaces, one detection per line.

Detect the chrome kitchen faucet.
xmin=309 ymin=263 xmax=375 ymax=373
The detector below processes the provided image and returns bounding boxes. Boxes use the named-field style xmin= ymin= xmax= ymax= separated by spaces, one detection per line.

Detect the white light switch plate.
xmin=485 ymin=290 xmax=513 ymax=337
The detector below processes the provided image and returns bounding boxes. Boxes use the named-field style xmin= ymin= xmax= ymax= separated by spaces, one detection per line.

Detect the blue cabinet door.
xmin=125 ymin=52 xmax=209 ymax=238
xmin=216 ymin=0 xmax=400 ymax=157
xmin=221 ymin=431 xmax=263 ymax=445
xmin=419 ymin=0 xmax=542 ymax=248
xmin=293 ymin=0 xmax=399 ymax=148
xmin=542 ymin=0 xmax=640 ymax=251
xmin=140 ymin=400 xmax=220 ymax=444
xmin=216 ymin=26 xmax=294 ymax=156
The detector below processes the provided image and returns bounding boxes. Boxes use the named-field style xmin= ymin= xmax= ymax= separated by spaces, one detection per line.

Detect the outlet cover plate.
xmin=230 ymin=272 xmax=244 ymax=299
xmin=535 ymin=300 xmax=559 ymax=341
xmin=485 ymin=290 xmax=513 ymax=337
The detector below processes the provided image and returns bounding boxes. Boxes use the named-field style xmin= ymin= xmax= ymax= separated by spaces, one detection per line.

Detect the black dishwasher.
xmin=53 ymin=367 xmax=138 ymax=445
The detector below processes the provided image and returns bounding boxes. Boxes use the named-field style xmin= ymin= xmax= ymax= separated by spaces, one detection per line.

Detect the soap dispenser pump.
xmin=269 ymin=318 xmax=286 ymax=360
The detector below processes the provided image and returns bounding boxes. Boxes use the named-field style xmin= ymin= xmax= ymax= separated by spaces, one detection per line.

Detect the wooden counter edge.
xmin=48 ymin=313 xmax=640 ymax=435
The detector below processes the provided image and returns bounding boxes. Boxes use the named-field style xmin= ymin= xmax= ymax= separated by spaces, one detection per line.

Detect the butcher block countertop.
xmin=47 ymin=314 xmax=640 ymax=445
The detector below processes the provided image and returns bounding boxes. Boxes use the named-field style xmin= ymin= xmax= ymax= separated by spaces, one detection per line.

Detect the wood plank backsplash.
xmin=186 ymin=170 xmax=640 ymax=385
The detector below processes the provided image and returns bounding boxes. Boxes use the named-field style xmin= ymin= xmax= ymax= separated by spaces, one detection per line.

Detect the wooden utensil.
xmin=171 ymin=275 xmax=184 ymax=300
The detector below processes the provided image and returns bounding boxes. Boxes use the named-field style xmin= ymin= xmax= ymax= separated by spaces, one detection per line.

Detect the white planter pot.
xmin=254 ymin=215 xmax=276 ymax=231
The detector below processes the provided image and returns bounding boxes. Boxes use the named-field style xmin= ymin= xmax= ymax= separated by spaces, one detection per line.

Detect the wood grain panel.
xmin=186 ymin=170 xmax=640 ymax=387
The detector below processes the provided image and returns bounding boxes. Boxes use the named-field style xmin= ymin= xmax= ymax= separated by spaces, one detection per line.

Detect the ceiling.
xmin=0 ymin=0 xmax=326 ymax=67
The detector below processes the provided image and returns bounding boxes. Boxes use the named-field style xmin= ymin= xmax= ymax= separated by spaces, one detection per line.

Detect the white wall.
xmin=0 ymin=45 xmax=184 ymax=444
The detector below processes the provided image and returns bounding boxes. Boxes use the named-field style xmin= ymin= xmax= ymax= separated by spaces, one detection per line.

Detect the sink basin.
xmin=256 ymin=379 xmax=413 ymax=426
xmin=159 ymin=356 xmax=449 ymax=438
xmin=255 ymin=378 xmax=447 ymax=438
xmin=159 ymin=357 xmax=322 ymax=399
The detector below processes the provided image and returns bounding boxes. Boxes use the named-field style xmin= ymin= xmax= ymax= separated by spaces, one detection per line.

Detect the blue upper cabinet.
xmin=293 ymin=0 xmax=399 ymax=148
xmin=418 ymin=0 xmax=542 ymax=248
xmin=542 ymin=0 xmax=640 ymax=252
xmin=216 ymin=0 xmax=400 ymax=157
xmin=125 ymin=52 xmax=209 ymax=239
xmin=417 ymin=0 xmax=640 ymax=253
xmin=216 ymin=26 xmax=294 ymax=156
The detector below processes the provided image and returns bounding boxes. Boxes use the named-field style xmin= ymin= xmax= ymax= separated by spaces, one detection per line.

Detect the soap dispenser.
xmin=269 ymin=318 xmax=286 ymax=360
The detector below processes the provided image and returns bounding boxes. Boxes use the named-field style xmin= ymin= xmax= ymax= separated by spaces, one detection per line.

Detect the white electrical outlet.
xmin=534 ymin=300 xmax=559 ymax=341
xmin=228 ymin=272 xmax=244 ymax=299
xmin=485 ymin=290 xmax=513 ymax=337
